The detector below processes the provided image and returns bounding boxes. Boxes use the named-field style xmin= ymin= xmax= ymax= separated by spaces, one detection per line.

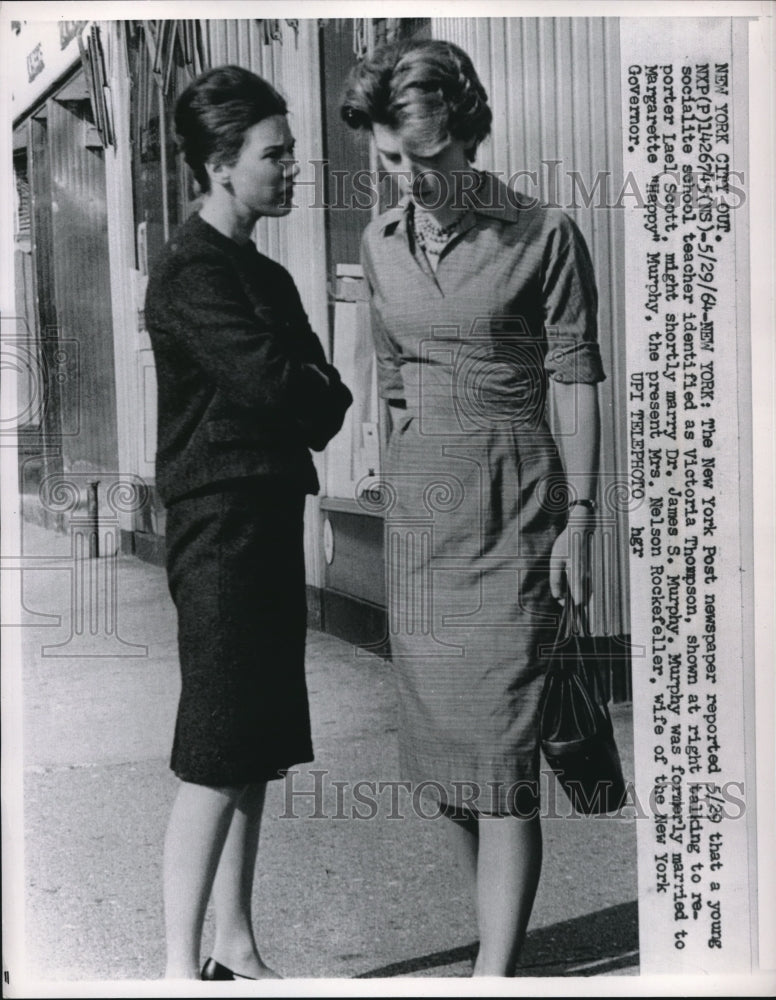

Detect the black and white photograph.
xmin=1 ymin=2 xmax=773 ymax=995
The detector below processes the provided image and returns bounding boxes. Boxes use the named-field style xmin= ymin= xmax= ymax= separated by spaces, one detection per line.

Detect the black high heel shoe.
xmin=201 ymin=957 xmax=255 ymax=981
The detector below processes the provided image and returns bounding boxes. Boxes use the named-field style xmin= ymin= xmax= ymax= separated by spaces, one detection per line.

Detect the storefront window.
xmin=320 ymin=18 xmax=430 ymax=502
xmin=127 ymin=22 xmax=198 ymax=274
xmin=319 ymin=18 xmax=430 ymax=287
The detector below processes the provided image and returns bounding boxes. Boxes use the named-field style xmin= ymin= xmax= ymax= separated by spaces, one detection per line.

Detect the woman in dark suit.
xmin=145 ymin=66 xmax=351 ymax=980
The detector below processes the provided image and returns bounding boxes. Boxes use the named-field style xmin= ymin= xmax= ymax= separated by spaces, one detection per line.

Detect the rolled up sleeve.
xmin=542 ymin=214 xmax=606 ymax=385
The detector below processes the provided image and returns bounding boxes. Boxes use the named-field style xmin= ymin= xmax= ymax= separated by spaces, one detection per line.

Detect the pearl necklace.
xmin=412 ymin=207 xmax=473 ymax=255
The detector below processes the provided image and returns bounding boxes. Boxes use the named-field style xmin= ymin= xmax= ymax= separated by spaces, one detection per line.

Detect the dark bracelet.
xmin=568 ymin=498 xmax=597 ymax=511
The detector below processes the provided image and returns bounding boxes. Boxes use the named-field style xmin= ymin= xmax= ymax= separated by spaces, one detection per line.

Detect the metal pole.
xmin=88 ymin=480 xmax=100 ymax=558
xmin=158 ymin=86 xmax=169 ymax=244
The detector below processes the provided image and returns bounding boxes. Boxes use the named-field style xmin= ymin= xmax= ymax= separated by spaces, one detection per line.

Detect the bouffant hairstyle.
xmin=340 ymin=39 xmax=491 ymax=161
xmin=174 ymin=66 xmax=287 ymax=193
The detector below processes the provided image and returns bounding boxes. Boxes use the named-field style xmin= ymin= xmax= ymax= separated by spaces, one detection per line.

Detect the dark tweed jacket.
xmin=145 ymin=214 xmax=352 ymax=505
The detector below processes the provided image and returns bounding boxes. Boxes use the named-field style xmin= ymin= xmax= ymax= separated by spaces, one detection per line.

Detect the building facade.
xmin=9 ymin=16 xmax=631 ymax=698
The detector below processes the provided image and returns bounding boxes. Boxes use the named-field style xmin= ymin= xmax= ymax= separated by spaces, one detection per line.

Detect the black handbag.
xmin=539 ymin=602 xmax=628 ymax=815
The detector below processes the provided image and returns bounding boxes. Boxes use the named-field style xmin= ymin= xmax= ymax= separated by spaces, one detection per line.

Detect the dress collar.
xmin=374 ymin=170 xmax=525 ymax=237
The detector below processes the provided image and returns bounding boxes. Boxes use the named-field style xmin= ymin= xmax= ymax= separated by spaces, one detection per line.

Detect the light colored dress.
xmin=360 ymin=172 xmax=605 ymax=815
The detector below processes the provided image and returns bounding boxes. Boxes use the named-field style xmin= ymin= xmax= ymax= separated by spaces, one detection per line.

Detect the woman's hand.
xmin=548 ymin=381 xmax=601 ymax=607
xmin=296 ymin=363 xmax=352 ymax=451
xmin=550 ymin=506 xmax=596 ymax=606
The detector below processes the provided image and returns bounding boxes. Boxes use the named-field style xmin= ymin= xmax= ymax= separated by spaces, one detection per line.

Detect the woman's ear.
xmin=205 ymin=159 xmax=232 ymax=191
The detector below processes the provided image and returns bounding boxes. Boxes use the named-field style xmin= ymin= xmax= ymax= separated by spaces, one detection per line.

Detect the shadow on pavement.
xmin=357 ymin=900 xmax=638 ymax=978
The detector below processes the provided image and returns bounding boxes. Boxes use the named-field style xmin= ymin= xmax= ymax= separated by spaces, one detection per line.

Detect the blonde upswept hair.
xmin=340 ymin=38 xmax=492 ymax=162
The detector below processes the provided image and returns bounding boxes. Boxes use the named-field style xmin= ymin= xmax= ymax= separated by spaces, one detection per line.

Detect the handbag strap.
xmin=547 ymin=600 xmax=592 ymax=676
xmin=568 ymin=600 xmax=610 ymax=711
xmin=547 ymin=599 xmax=570 ymax=663
xmin=569 ymin=600 xmax=590 ymax=638
xmin=547 ymin=600 xmax=583 ymax=676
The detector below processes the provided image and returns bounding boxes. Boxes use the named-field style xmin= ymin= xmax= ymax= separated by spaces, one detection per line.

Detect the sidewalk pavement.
xmin=11 ymin=520 xmax=639 ymax=984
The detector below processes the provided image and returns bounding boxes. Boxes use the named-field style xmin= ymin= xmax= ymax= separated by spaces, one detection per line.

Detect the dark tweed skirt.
xmin=164 ymin=479 xmax=313 ymax=787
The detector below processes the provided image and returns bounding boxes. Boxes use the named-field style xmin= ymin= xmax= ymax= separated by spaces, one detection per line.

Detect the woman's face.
xmin=211 ymin=114 xmax=299 ymax=217
xmin=372 ymin=122 xmax=472 ymax=212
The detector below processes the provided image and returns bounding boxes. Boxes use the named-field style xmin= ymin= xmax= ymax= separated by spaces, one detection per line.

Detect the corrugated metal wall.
xmin=47 ymin=81 xmax=119 ymax=474
xmin=433 ymin=17 xmax=629 ymax=635
xmin=203 ymin=18 xmax=329 ymax=588
xmin=29 ymin=115 xmax=65 ymax=484
xmin=203 ymin=19 xmax=328 ymax=346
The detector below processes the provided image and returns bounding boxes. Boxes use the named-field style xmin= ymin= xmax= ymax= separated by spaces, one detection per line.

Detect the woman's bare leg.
xmin=445 ymin=810 xmax=479 ymax=894
xmin=163 ymin=781 xmax=242 ymax=978
xmin=210 ymin=782 xmax=280 ymax=978
xmin=472 ymin=814 xmax=542 ymax=977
